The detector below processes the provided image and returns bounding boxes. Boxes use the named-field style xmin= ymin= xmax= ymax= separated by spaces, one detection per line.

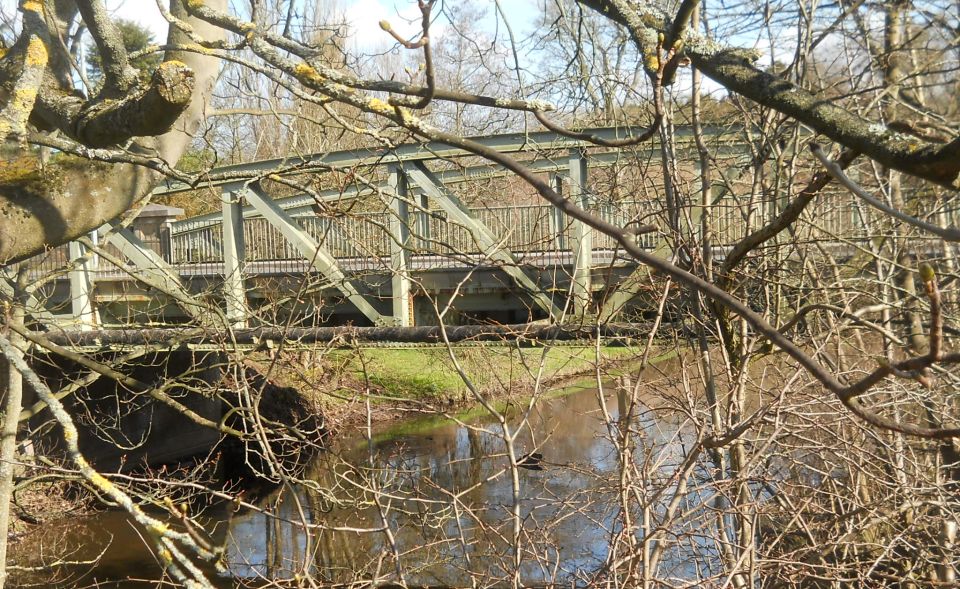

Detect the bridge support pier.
xmin=551 ymin=174 xmax=567 ymax=251
xmin=568 ymin=149 xmax=593 ymax=316
xmin=389 ymin=166 xmax=414 ymax=327
xmin=222 ymin=193 xmax=249 ymax=328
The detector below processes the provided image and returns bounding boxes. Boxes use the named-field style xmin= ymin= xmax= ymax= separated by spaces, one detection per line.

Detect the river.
xmin=15 ymin=361 xmax=713 ymax=587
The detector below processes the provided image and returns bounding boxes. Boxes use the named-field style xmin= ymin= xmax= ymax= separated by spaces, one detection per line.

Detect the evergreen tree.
xmin=85 ymin=19 xmax=161 ymax=87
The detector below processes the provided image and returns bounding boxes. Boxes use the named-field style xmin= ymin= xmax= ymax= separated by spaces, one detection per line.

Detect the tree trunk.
xmin=0 ymin=0 xmax=227 ymax=264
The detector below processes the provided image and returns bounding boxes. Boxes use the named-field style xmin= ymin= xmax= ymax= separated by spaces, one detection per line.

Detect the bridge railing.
xmin=23 ymin=236 xmax=170 ymax=279
xmin=20 ymin=190 xmax=894 ymax=280
xmin=166 ymin=194 xmax=876 ymax=273
xmin=166 ymin=200 xmax=669 ymax=272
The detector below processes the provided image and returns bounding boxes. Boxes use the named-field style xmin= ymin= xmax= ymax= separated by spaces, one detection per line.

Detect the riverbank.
xmin=8 ymin=344 xmax=670 ymax=587
xmin=280 ymin=343 xmax=644 ymax=434
xmin=6 ymin=343 xmax=646 ymax=565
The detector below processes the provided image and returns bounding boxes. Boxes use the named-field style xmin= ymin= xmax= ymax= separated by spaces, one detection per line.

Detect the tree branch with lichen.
xmin=0 ymin=0 xmax=225 ymax=264
xmin=0 ymin=0 xmax=50 ymax=143
xmin=0 ymin=333 xmax=222 ymax=588
xmin=577 ymin=0 xmax=960 ymax=190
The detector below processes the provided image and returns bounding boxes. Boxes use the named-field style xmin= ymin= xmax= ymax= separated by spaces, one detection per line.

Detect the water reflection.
xmin=19 ymin=369 xmax=711 ymax=587
xmin=221 ymin=379 xmax=700 ymax=586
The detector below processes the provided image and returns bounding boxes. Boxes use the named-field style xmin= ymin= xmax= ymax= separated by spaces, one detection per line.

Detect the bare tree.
xmin=0 ymin=0 xmax=959 ymax=587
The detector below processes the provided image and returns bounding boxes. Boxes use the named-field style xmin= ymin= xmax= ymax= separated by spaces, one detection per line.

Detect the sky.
xmin=0 ymin=0 xmax=735 ymax=101
xmin=113 ymin=0 xmax=427 ymax=48
xmin=48 ymin=0 xmax=541 ymax=51
xmin=0 ymin=0 xmax=830 ymax=75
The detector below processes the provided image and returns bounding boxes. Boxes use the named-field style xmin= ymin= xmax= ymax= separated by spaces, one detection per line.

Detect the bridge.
xmin=11 ymin=126 xmax=872 ymax=338
xmin=7 ymin=126 xmax=887 ymax=469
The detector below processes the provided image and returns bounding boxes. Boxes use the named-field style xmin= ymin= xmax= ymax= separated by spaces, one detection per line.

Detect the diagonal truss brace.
xmin=240 ymin=186 xmax=389 ymax=327
xmin=598 ymin=207 xmax=704 ymax=322
xmin=4 ymin=229 xmax=207 ymax=330
xmin=403 ymin=162 xmax=562 ymax=321
xmin=598 ymin=241 xmax=670 ymax=323
xmin=103 ymin=223 xmax=213 ymax=324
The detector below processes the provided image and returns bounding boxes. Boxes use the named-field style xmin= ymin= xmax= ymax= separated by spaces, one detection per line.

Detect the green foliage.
xmin=336 ymin=345 xmax=637 ymax=400
xmin=174 ymin=148 xmax=217 ymax=173
xmin=85 ymin=19 xmax=162 ymax=86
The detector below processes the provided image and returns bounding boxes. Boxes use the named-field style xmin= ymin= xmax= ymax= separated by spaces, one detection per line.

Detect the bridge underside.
xmin=36 ymin=255 xmax=653 ymax=328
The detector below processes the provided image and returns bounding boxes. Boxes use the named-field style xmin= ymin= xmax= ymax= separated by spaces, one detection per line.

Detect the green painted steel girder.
xmin=155 ymin=125 xmax=722 ymax=196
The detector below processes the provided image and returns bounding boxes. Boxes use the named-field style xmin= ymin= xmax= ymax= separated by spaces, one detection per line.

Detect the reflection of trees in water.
xmin=13 ymin=374 xmax=743 ymax=586
xmin=219 ymin=384 xmax=708 ymax=585
xmin=11 ymin=369 xmax=718 ymax=586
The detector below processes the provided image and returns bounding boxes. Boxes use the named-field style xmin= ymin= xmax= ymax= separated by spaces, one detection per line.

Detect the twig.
xmin=385 ymin=1 xmax=436 ymax=110
xmin=811 ymin=143 xmax=960 ymax=242
xmin=0 ymin=334 xmax=219 ymax=588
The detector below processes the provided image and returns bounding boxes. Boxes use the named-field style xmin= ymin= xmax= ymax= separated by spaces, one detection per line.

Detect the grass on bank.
xmin=354 ymin=346 xmax=679 ymax=441
xmin=332 ymin=344 xmax=637 ymax=401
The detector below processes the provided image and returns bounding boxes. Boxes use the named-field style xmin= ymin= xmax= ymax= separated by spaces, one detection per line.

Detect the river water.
xmin=17 ymin=363 xmax=712 ymax=587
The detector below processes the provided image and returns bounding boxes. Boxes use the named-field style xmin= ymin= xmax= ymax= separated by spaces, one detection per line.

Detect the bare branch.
xmin=386 ymin=0 xmax=436 ymax=110
xmin=534 ymin=110 xmax=663 ymax=147
xmin=578 ymin=0 xmax=960 ymax=189
xmin=721 ymin=148 xmax=859 ymax=275
xmin=664 ymin=0 xmax=700 ymax=50
xmin=811 ymin=143 xmax=960 ymax=242
xmin=0 ymin=333 xmax=221 ymax=587
xmin=75 ymin=0 xmax=137 ymax=96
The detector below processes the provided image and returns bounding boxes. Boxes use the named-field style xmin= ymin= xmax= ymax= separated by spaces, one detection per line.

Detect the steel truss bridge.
xmin=9 ymin=126 xmax=877 ymax=339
